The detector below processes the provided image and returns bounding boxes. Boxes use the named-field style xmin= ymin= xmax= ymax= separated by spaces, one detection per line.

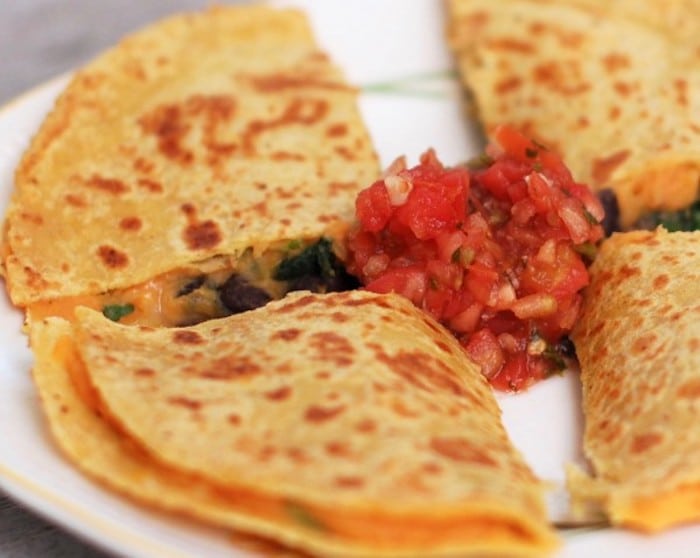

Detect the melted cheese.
xmin=27 ymin=242 xmax=303 ymax=327
xmin=615 ymin=485 xmax=700 ymax=532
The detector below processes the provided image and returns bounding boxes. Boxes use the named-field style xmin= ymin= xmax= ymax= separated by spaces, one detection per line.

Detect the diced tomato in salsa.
xmin=346 ymin=125 xmax=604 ymax=391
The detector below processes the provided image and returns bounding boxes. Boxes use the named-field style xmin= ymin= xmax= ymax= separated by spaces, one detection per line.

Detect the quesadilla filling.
xmin=29 ymin=238 xmax=358 ymax=327
xmin=346 ymin=125 xmax=604 ymax=391
xmin=596 ymin=189 xmax=700 ymax=235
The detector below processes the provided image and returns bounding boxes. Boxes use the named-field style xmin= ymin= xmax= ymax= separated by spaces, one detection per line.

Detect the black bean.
xmin=597 ymin=188 xmax=620 ymax=236
xmin=219 ymin=274 xmax=272 ymax=314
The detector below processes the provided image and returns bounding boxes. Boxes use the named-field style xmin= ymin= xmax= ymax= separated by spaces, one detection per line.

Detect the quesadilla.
xmin=568 ymin=229 xmax=700 ymax=531
xmin=1 ymin=6 xmax=378 ymax=327
xmin=446 ymin=0 xmax=700 ymax=227
xmin=31 ymin=290 xmax=558 ymax=557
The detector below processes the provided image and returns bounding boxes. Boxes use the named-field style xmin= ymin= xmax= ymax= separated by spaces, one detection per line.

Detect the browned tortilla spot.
xmin=241 ymin=98 xmax=328 ymax=155
xmin=601 ymin=52 xmax=631 ymax=72
xmin=677 ymin=378 xmax=700 ymax=398
xmin=249 ymin=73 xmax=351 ymax=93
xmin=326 ymin=123 xmax=348 ymax=137
xmin=495 ymin=76 xmax=522 ymax=94
xmin=265 ymin=386 xmax=292 ymax=401
xmin=200 ymin=356 xmax=261 ymax=380
xmin=139 ymin=94 xmax=237 ymax=166
xmin=591 ymin=150 xmax=631 ymax=184
xmin=168 ymin=396 xmax=202 ymax=411
xmin=136 ymin=178 xmax=163 ymax=193
xmin=630 ymin=432 xmax=663 ymax=454
xmin=97 ymin=245 xmax=129 ymax=269
xmin=653 ymin=274 xmax=670 ymax=289
xmin=430 ymin=436 xmax=497 ymax=466
xmin=173 ymin=331 xmax=205 ymax=345
xmin=308 ymin=331 xmax=355 ymax=367
xmin=119 ymin=217 xmax=142 ymax=231
xmin=355 ymin=418 xmax=376 ymax=433
xmin=286 ymin=447 xmax=309 ymax=464
xmin=19 ymin=212 xmax=43 ymax=225
xmin=423 ymin=464 xmax=446 ymax=481
xmin=334 ymin=475 xmax=365 ymax=488
xmin=630 ymin=332 xmax=658 ymax=355
xmin=325 ymin=441 xmax=351 ymax=457
xmin=304 ymin=404 xmax=345 ymax=423
xmin=84 ymin=174 xmax=129 ymax=195
xmin=485 ymin=37 xmax=536 ymax=53
xmin=377 ymin=350 xmax=468 ymax=399
xmin=271 ymin=328 xmax=301 ymax=341
xmin=64 ymin=193 xmax=87 ymax=207
xmin=183 ymin=220 xmax=222 ymax=250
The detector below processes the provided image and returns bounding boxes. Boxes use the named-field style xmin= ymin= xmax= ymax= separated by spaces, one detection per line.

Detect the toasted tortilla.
xmin=31 ymin=290 xmax=558 ymax=557
xmin=568 ymin=229 xmax=700 ymax=531
xmin=447 ymin=0 xmax=700 ymax=226
xmin=1 ymin=6 xmax=378 ymax=322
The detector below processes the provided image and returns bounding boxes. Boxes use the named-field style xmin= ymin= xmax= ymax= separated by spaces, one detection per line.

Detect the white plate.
xmin=1 ymin=1 xmax=699 ymax=557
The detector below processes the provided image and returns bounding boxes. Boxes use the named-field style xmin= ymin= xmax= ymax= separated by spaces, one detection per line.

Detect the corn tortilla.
xmin=569 ymin=229 xmax=700 ymax=531
xmin=31 ymin=290 xmax=558 ymax=557
xmin=446 ymin=0 xmax=700 ymax=226
xmin=1 ymin=6 xmax=379 ymax=320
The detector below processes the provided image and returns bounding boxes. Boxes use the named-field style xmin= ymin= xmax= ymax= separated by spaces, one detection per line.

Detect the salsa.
xmin=346 ymin=125 xmax=604 ymax=391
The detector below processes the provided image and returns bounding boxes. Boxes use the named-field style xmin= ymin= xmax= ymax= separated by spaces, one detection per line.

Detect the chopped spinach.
xmin=273 ymin=238 xmax=337 ymax=281
xmin=102 ymin=303 xmax=135 ymax=322
xmin=636 ymin=199 xmax=700 ymax=232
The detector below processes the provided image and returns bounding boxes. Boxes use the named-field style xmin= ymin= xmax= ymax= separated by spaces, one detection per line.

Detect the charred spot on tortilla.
xmin=172 ymin=330 xmax=205 ymax=345
xmin=119 ymin=217 xmax=142 ymax=232
xmin=97 ymin=245 xmax=129 ymax=269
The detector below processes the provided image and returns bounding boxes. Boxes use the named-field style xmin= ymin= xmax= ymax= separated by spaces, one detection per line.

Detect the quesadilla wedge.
xmin=31 ymin=290 xmax=558 ymax=557
xmin=446 ymin=0 xmax=700 ymax=227
xmin=1 ymin=6 xmax=378 ymax=327
xmin=568 ymin=229 xmax=700 ymax=531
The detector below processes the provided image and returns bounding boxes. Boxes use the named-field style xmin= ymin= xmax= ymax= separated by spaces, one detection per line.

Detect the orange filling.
xmin=28 ymin=246 xmax=292 ymax=327
xmin=616 ymin=485 xmax=700 ymax=532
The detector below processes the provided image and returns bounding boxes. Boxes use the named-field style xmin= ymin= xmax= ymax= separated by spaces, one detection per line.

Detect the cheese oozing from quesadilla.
xmin=0 ymin=6 xmax=379 ymax=326
xmin=31 ymin=290 xmax=559 ymax=557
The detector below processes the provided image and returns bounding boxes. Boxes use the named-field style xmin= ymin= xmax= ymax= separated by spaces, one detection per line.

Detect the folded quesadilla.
xmin=31 ymin=290 xmax=558 ymax=556
xmin=446 ymin=0 xmax=700 ymax=227
xmin=568 ymin=229 xmax=700 ymax=531
xmin=1 ymin=6 xmax=378 ymax=327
